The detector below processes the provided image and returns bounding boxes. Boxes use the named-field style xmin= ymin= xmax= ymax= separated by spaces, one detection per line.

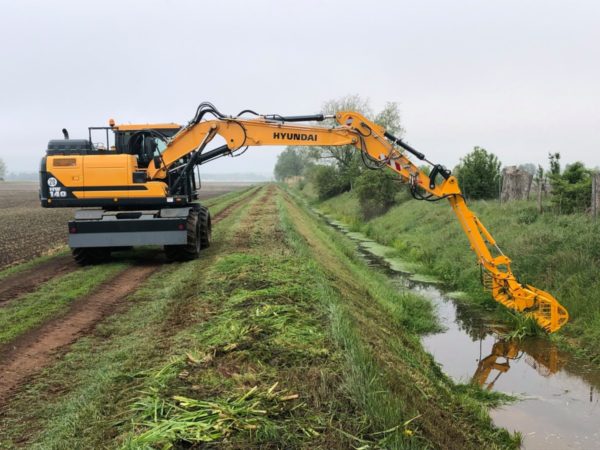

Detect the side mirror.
xmin=153 ymin=155 xmax=162 ymax=168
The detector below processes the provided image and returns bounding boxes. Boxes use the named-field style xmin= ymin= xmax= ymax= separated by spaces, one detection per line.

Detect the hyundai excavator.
xmin=39 ymin=102 xmax=569 ymax=332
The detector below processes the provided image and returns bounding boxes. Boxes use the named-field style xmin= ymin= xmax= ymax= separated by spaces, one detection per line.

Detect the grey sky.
xmin=1 ymin=0 xmax=599 ymax=175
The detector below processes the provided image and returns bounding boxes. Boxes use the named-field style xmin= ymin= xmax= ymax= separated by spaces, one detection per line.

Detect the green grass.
xmin=280 ymin=189 xmax=518 ymax=449
xmin=311 ymin=187 xmax=600 ymax=361
xmin=0 ymin=186 xmax=518 ymax=449
xmin=119 ymin=191 xmax=366 ymax=448
xmin=0 ymin=187 xmax=260 ymax=347
xmin=0 ymin=262 xmax=127 ymax=344
xmin=201 ymin=185 xmax=261 ymax=216
xmin=0 ymin=248 xmax=69 ymax=282
xmin=0 ymin=188 xmax=256 ymax=449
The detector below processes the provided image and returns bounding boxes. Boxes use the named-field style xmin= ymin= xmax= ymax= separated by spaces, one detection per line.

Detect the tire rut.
xmin=0 ymin=255 xmax=76 ymax=307
xmin=0 ymin=264 xmax=159 ymax=406
xmin=0 ymin=188 xmax=260 ymax=407
xmin=0 ymin=191 xmax=254 ymax=309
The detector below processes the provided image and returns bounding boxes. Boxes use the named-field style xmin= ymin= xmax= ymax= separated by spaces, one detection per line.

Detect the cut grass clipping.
xmin=123 ymin=383 xmax=300 ymax=447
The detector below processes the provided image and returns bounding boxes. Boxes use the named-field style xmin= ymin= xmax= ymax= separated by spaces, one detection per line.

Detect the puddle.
xmin=321 ymin=212 xmax=600 ymax=450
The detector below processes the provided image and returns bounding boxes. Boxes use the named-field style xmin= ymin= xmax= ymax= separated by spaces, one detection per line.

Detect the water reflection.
xmin=472 ymin=338 xmax=566 ymax=391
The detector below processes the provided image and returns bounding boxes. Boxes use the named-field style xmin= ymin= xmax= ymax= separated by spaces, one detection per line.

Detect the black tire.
xmin=198 ymin=205 xmax=211 ymax=249
xmin=72 ymin=247 xmax=111 ymax=266
xmin=164 ymin=205 xmax=201 ymax=262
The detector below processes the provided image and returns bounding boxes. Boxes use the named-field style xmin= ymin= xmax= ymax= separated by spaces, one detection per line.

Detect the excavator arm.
xmin=144 ymin=104 xmax=568 ymax=333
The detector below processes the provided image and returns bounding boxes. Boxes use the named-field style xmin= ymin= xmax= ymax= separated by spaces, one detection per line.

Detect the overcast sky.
xmin=1 ymin=0 xmax=599 ymax=176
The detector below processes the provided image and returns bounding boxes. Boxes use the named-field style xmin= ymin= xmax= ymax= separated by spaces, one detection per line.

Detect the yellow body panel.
xmin=82 ymin=154 xmax=131 ymax=197
xmin=47 ymin=156 xmax=84 ymax=198
xmin=46 ymin=154 xmax=167 ymax=200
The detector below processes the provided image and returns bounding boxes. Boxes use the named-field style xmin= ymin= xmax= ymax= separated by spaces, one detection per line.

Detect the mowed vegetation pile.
xmin=312 ymin=187 xmax=600 ymax=362
xmin=0 ymin=184 xmax=516 ymax=449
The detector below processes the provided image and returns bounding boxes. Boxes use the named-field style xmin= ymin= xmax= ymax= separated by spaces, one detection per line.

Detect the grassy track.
xmin=0 ymin=263 xmax=127 ymax=344
xmin=0 ymin=186 xmax=260 ymax=346
xmin=0 ymin=185 xmax=516 ymax=449
xmin=0 ymin=188 xmax=259 ymax=449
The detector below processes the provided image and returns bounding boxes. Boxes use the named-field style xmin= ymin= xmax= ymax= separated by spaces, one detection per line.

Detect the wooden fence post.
xmin=537 ymin=178 xmax=543 ymax=213
xmin=593 ymin=172 xmax=600 ymax=219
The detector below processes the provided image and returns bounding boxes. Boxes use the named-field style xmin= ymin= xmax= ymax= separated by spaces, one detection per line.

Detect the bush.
xmin=549 ymin=161 xmax=592 ymax=214
xmin=309 ymin=165 xmax=349 ymax=200
xmin=454 ymin=147 xmax=501 ymax=199
xmin=354 ymin=170 xmax=399 ymax=219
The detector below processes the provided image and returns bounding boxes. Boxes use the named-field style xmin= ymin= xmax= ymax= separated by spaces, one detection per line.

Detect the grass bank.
xmin=279 ymin=190 xmax=516 ymax=449
xmin=310 ymin=187 xmax=600 ymax=362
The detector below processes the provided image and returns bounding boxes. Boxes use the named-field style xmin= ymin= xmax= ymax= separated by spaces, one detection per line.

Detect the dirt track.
xmin=0 ymin=184 xmax=257 ymax=307
xmin=0 ymin=264 xmax=159 ymax=402
xmin=0 ymin=255 xmax=75 ymax=306
xmin=0 ymin=189 xmax=256 ymax=406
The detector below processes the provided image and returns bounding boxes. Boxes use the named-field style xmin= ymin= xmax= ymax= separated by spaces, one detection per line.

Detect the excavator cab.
xmin=40 ymin=123 xmax=182 ymax=208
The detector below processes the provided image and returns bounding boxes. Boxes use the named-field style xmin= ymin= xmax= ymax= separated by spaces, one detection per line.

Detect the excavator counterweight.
xmin=39 ymin=102 xmax=569 ymax=332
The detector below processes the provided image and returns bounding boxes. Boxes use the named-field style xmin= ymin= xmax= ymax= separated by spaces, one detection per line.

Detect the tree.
xmin=298 ymin=94 xmax=372 ymax=189
xmin=549 ymin=160 xmax=591 ymax=214
xmin=300 ymin=95 xmax=404 ymax=193
xmin=534 ymin=164 xmax=546 ymax=213
xmin=301 ymin=95 xmax=404 ymax=185
xmin=308 ymin=165 xmax=349 ymax=200
xmin=274 ymin=148 xmax=312 ymax=181
xmin=374 ymin=101 xmax=404 ymax=136
xmin=281 ymin=95 xmax=405 ymax=207
xmin=454 ymin=147 xmax=502 ymax=199
xmin=354 ymin=170 xmax=398 ymax=219
xmin=549 ymin=152 xmax=561 ymax=176
xmin=0 ymin=158 xmax=5 ymax=181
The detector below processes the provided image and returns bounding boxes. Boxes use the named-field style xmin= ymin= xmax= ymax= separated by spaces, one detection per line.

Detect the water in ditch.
xmin=323 ymin=215 xmax=600 ymax=450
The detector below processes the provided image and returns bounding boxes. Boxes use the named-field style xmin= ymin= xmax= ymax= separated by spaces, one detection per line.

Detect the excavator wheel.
xmin=72 ymin=247 xmax=111 ymax=266
xmin=198 ymin=205 xmax=211 ymax=249
xmin=164 ymin=205 xmax=202 ymax=262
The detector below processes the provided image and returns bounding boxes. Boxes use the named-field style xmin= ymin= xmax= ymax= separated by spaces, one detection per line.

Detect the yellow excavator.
xmin=39 ymin=102 xmax=569 ymax=332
